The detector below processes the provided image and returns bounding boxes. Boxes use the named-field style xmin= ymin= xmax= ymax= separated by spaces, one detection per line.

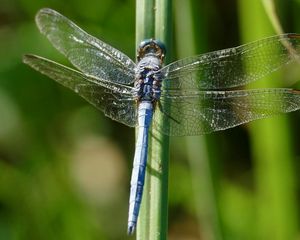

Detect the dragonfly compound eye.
xmin=137 ymin=39 xmax=166 ymax=61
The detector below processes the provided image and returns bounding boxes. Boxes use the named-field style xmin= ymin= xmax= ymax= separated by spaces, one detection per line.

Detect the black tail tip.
xmin=127 ymin=224 xmax=135 ymax=235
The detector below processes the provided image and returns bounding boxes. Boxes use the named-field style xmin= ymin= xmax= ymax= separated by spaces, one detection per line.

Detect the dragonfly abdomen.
xmin=128 ymin=101 xmax=153 ymax=234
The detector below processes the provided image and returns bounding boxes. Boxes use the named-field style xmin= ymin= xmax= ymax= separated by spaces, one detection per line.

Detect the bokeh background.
xmin=1 ymin=0 xmax=300 ymax=239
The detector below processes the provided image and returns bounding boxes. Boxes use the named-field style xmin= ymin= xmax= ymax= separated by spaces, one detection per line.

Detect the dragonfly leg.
xmin=157 ymin=100 xmax=180 ymax=124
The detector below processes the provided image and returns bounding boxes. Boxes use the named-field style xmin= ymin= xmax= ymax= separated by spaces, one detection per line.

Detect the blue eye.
xmin=154 ymin=40 xmax=166 ymax=55
xmin=138 ymin=39 xmax=166 ymax=56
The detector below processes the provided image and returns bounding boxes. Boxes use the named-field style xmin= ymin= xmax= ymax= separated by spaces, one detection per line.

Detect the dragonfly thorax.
xmin=135 ymin=54 xmax=163 ymax=102
xmin=134 ymin=39 xmax=166 ymax=101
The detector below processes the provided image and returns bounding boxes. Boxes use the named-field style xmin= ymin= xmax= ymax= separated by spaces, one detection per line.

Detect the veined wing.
xmin=35 ymin=8 xmax=136 ymax=84
xmin=23 ymin=54 xmax=137 ymax=127
xmin=160 ymin=34 xmax=300 ymax=90
xmin=153 ymin=88 xmax=300 ymax=136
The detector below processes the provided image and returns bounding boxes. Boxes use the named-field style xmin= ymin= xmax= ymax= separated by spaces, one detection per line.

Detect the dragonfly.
xmin=23 ymin=8 xmax=300 ymax=235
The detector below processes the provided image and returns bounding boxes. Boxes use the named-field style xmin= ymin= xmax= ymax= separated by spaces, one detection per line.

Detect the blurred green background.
xmin=1 ymin=0 xmax=300 ymax=239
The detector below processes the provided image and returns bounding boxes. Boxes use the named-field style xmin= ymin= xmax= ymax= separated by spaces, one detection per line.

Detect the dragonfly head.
xmin=137 ymin=39 xmax=166 ymax=62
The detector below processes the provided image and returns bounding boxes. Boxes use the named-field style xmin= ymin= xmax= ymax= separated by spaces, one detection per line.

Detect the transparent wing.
xmin=153 ymin=88 xmax=300 ymax=136
xmin=160 ymin=34 xmax=300 ymax=90
xmin=23 ymin=54 xmax=137 ymax=127
xmin=35 ymin=8 xmax=136 ymax=84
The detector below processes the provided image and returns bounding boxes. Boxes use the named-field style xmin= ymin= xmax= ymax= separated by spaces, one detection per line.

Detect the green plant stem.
xmin=238 ymin=1 xmax=298 ymax=240
xmin=135 ymin=0 xmax=155 ymax=47
xmin=173 ymin=0 xmax=223 ymax=239
xmin=262 ymin=0 xmax=284 ymax=35
xmin=135 ymin=0 xmax=171 ymax=239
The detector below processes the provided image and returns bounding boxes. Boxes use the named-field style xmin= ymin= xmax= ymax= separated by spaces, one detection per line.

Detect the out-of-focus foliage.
xmin=1 ymin=0 xmax=300 ymax=239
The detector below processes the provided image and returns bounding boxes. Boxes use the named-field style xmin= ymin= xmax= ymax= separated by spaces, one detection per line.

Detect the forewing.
xmin=153 ymin=89 xmax=300 ymax=136
xmin=23 ymin=54 xmax=137 ymax=127
xmin=35 ymin=8 xmax=135 ymax=84
xmin=160 ymin=34 xmax=300 ymax=90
